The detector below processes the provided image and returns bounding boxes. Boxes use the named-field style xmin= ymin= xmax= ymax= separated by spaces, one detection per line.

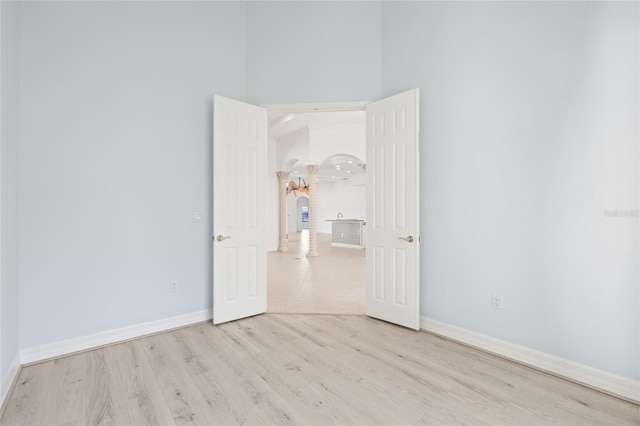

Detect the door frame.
xmin=263 ymin=101 xmax=370 ymax=115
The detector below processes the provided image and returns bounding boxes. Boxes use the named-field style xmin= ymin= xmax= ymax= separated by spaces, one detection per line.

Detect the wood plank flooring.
xmin=2 ymin=314 xmax=638 ymax=426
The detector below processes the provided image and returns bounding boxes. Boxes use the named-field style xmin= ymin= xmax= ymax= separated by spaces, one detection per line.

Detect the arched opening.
xmin=296 ymin=196 xmax=310 ymax=232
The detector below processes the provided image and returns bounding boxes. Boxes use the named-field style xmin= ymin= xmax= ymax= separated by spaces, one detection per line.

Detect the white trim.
xmin=20 ymin=309 xmax=213 ymax=365
xmin=421 ymin=317 xmax=640 ymax=404
xmin=0 ymin=353 xmax=21 ymax=412
xmin=262 ymin=101 xmax=370 ymax=114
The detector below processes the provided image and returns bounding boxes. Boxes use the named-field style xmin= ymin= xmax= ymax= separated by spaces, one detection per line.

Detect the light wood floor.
xmin=2 ymin=314 xmax=638 ymax=425
xmin=268 ymin=231 xmax=365 ymax=315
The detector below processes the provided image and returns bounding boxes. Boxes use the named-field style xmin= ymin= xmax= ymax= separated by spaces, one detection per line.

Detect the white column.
xmin=276 ymin=171 xmax=289 ymax=252
xmin=306 ymin=165 xmax=320 ymax=257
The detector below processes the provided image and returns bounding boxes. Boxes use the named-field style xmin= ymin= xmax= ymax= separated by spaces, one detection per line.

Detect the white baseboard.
xmin=421 ymin=317 xmax=640 ymax=404
xmin=10 ymin=312 xmax=639 ymax=405
xmin=20 ymin=309 xmax=213 ymax=365
xmin=1 ymin=353 xmax=21 ymax=412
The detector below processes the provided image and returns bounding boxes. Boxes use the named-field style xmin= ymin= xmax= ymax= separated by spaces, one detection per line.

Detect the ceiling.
xmin=289 ymin=154 xmax=366 ymax=183
xmin=268 ymin=110 xmax=365 ymax=139
xmin=268 ymin=109 xmax=366 ymax=181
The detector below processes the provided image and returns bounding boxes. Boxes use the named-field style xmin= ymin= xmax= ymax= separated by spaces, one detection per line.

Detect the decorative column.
xmin=306 ymin=165 xmax=320 ymax=257
xmin=276 ymin=171 xmax=289 ymax=252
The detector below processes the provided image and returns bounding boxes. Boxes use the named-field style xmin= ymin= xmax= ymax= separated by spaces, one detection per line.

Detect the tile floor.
xmin=267 ymin=230 xmax=365 ymax=314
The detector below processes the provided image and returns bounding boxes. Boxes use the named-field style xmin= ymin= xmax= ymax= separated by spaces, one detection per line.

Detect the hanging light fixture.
xmin=286 ymin=177 xmax=309 ymax=197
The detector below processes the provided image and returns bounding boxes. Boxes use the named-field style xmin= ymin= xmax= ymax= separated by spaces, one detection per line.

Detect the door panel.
xmin=213 ymin=95 xmax=267 ymax=324
xmin=365 ymin=89 xmax=420 ymax=330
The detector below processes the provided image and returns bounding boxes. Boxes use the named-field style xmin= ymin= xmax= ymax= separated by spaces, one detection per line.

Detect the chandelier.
xmin=286 ymin=177 xmax=309 ymax=197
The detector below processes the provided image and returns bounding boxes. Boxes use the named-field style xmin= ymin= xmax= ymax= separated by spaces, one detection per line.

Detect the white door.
xmin=213 ymin=95 xmax=267 ymax=324
xmin=365 ymin=89 xmax=420 ymax=330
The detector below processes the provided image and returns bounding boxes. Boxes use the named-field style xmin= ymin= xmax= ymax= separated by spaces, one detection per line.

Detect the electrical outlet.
xmin=492 ymin=294 xmax=503 ymax=310
xmin=170 ymin=281 xmax=178 ymax=292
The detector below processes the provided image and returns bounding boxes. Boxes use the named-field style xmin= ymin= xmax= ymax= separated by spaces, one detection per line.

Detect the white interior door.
xmin=365 ymin=89 xmax=420 ymax=330
xmin=213 ymin=95 xmax=267 ymax=324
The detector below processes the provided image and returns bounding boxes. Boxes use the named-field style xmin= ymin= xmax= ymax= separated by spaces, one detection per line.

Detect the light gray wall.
xmin=246 ymin=1 xmax=382 ymax=105
xmin=18 ymin=2 xmax=247 ymax=348
xmin=11 ymin=0 xmax=639 ymax=384
xmin=1 ymin=0 xmax=21 ymax=385
xmin=382 ymin=1 xmax=639 ymax=380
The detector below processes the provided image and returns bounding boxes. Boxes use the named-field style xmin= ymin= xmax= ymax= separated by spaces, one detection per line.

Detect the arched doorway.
xmin=296 ymin=196 xmax=310 ymax=232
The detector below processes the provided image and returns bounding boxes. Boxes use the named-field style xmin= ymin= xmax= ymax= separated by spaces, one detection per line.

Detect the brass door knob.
xmin=399 ymin=236 xmax=414 ymax=243
xmin=215 ymin=235 xmax=231 ymax=242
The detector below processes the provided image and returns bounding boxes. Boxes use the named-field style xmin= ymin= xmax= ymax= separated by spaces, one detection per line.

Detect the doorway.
xmin=266 ymin=111 xmax=367 ymax=315
xmin=297 ymin=197 xmax=309 ymax=231
xmin=213 ymin=90 xmax=420 ymax=329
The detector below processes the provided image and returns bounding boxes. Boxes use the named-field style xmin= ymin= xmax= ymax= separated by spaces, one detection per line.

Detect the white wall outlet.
xmin=170 ymin=281 xmax=178 ymax=292
xmin=492 ymin=293 xmax=503 ymax=310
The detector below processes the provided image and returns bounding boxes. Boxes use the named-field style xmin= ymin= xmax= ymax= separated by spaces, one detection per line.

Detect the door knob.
xmin=215 ymin=235 xmax=231 ymax=242
xmin=399 ymin=236 xmax=414 ymax=243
